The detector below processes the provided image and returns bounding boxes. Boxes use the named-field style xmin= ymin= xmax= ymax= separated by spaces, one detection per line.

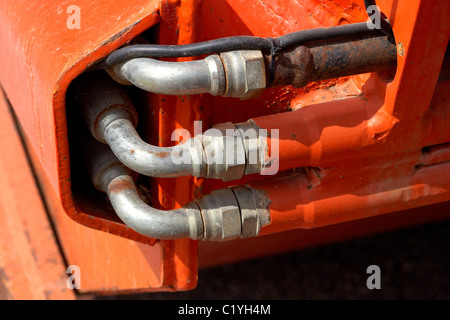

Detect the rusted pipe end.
xmin=265 ymin=46 xmax=315 ymax=88
xmin=265 ymin=35 xmax=397 ymax=89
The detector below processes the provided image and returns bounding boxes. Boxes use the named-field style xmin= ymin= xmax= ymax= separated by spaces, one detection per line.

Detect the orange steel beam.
xmin=255 ymin=142 xmax=450 ymax=235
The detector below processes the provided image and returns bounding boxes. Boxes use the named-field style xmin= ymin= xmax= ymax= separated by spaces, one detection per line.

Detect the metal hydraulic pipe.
xmin=103 ymin=118 xmax=204 ymax=178
xmin=112 ymin=50 xmax=267 ymax=100
xmin=79 ymin=34 xmax=397 ymax=181
xmin=84 ymin=139 xmax=203 ymax=240
xmin=78 ymin=74 xmax=385 ymax=181
xmin=107 ymin=172 xmax=203 ymax=240
xmin=112 ymin=55 xmax=226 ymax=96
xmin=84 ymin=138 xmax=270 ymax=241
xmin=76 ymin=72 xmax=203 ymax=178
xmin=76 ymin=72 xmax=202 ymax=177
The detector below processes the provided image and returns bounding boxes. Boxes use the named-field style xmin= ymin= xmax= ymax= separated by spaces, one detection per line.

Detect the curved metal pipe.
xmin=111 ymin=50 xmax=267 ymax=99
xmin=84 ymin=139 xmax=203 ymax=240
xmin=113 ymin=55 xmax=226 ymax=96
xmin=107 ymin=172 xmax=203 ymax=240
xmin=104 ymin=118 xmax=204 ymax=178
xmin=77 ymin=71 xmax=265 ymax=181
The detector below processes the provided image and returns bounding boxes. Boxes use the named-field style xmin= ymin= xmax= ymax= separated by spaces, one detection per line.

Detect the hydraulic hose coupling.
xmin=110 ymin=50 xmax=267 ymax=100
xmin=85 ymin=139 xmax=271 ymax=241
xmin=77 ymin=72 xmax=269 ymax=181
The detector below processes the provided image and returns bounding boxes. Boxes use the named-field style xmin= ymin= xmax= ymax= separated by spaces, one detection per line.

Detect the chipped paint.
xmin=249 ymin=186 xmax=272 ymax=227
xmin=397 ymin=42 xmax=405 ymax=57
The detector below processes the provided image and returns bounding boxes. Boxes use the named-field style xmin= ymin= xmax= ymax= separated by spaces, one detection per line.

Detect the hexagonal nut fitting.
xmin=231 ymin=186 xmax=260 ymax=238
xmin=220 ymin=50 xmax=267 ymax=100
xmin=195 ymin=188 xmax=242 ymax=241
xmin=232 ymin=185 xmax=271 ymax=238
xmin=199 ymin=122 xmax=246 ymax=181
xmin=234 ymin=120 xmax=266 ymax=175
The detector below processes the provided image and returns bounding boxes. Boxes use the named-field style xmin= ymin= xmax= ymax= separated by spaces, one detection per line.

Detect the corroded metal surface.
xmin=267 ymin=35 xmax=396 ymax=88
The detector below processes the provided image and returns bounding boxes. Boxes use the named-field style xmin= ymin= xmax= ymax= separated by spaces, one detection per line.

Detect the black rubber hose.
xmin=364 ymin=0 xmax=394 ymax=36
xmin=93 ymin=36 xmax=271 ymax=70
xmin=275 ymin=21 xmax=377 ymax=48
xmin=93 ymin=22 xmax=383 ymax=69
xmin=364 ymin=0 xmax=376 ymax=8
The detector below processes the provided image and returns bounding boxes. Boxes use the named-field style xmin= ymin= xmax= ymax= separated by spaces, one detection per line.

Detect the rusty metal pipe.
xmin=309 ymin=35 xmax=397 ymax=82
xmin=267 ymin=35 xmax=397 ymax=88
xmin=111 ymin=36 xmax=396 ymax=96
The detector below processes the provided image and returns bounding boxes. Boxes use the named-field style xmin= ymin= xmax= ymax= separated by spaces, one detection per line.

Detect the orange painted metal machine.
xmin=0 ymin=0 xmax=449 ymax=298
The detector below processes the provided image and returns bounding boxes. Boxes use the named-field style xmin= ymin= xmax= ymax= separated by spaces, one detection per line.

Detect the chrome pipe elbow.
xmin=107 ymin=172 xmax=204 ymax=240
xmin=112 ymin=55 xmax=227 ymax=96
xmin=103 ymin=118 xmax=205 ymax=178
xmin=111 ymin=50 xmax=267 ymax=100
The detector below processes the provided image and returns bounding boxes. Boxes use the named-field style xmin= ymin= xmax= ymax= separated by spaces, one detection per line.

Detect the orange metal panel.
xmin=1 ymin=83 xmax=195 ymax=295
xmin=0 ymin=0 xmax=166 ymax=243
xmin=0 ymin=89 xmax=73 ymax=300
xmin=0 ymin=0 xmax=160 ymax=194
xmin=248 ymin=0 xmax=450 ymax=234
xmin=254 ymin=151 xmax=450 ymax=235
